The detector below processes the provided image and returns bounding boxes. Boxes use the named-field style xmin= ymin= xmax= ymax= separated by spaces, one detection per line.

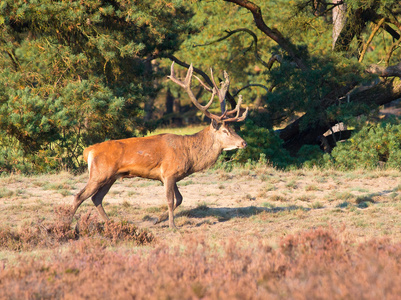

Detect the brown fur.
xmin=72 ymin=122 xmax=246 ymax=229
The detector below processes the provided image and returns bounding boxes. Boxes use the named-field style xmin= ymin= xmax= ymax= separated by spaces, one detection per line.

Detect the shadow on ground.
xmin=175 ymin=205 xmax=310 ymax=223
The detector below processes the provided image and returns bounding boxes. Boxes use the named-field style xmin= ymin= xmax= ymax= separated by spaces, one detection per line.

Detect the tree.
xmin=0 ymin=0 xmax=193 ymax=172
xmin=169 ymin=0 xmax=401 ymax=155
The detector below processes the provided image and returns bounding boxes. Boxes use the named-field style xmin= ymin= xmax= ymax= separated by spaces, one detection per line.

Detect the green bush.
xmin=231 ymin=119 xmax=294 ymax=168
xmin=324 ymin=122 xmax=401 ymax=170
xmin=297 ymin=144 xmax=325 ymax=168
xmin=0 ymin=133 xmax=60 ymax=174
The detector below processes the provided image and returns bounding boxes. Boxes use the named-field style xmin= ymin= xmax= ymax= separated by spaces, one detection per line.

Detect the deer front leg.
xmin=153 ymin=183 xmax=182 ymax=226
xmin=165 ymin=178 xmax=177 ymax=229
xmin=173 ymin=184 xmax=183 ymax=208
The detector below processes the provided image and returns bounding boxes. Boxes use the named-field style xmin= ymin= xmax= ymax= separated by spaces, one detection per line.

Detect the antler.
xmin=168 ymin=62 xmax=248 ymax=123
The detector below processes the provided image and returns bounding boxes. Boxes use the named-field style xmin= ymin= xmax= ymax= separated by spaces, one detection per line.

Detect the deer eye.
xmin=222 ymin=129 xmax=229 ymax=135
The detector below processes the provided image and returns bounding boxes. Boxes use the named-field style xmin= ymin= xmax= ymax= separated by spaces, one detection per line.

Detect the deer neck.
xmin=186 ymin=127 xmax=222 ymax=173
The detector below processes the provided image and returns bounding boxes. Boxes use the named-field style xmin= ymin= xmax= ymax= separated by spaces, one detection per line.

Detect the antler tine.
xmin=222 ymin=95 xmax=249 ymax=123
xmin=210 ymin=68 xmax=230 ymax=114
xmin=220 ymin=70 xmax=230 ymax=101
xmin=168 ymin=62 xmax=185 ymax=88
xmin=225 ymin=94 xmax=242 ymax=117
xmin=219 ymin=70 xmax=230 ymax=113
xmin=184 ymin=63 xmax=194 ymax=87
xmin=168 ymin=62 xmax=248 ymax=123
xmin=193 ymin=74 xmax=213 ymax=92
xmin=168 ymin=62 xmax=222 ymax=122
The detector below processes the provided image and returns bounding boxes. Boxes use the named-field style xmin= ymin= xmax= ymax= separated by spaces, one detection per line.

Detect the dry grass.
xmin=1 ymin=166 xmax=401 ymax=298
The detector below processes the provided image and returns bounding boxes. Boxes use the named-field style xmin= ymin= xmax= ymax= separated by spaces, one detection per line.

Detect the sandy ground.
xmin=1 ymin=167 xmax=401 ymax=246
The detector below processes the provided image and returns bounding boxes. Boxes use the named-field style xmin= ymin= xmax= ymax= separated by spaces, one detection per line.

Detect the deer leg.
xmin=154 ymin=183 xmax=182 ymax=226
xmin=91 ymin=180 xmax=116 ymax=222
xmin=71 ymin=181 xmax=102 ymax=221
xmin=164 ymin=178 xmax=177 ymax=229
xmin=174 ymin=183 xmax=183 ymax=209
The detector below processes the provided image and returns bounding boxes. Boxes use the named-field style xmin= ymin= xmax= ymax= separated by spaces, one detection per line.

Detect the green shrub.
xmin=324 ymin=122 xmax=401 ymax=170
xmin=297 ymin=144 xmax=325 ymax=168
xmin=0 ymin=133 xmax=59 ymax=174
xmin=231 ymin=119 xmax=294 ymax=168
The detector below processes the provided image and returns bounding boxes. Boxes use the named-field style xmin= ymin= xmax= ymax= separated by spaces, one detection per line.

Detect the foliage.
xmin=173 ymin=0 xmax=393 ymax=118
xmin=0 ymin=0 xmax=193 ymax=172
xmin=268 ymin=54 xmax=370 ymax=130
xmin=324 ymin=121 xmax=401 ymax=170
xmin=168 ymin=1 xmax=277 ymax=106
xmin=170 ymin=0 xmax=401 ymax=160
xmin=227 ymin=118 xmax=294 ymax=168
xmin=296 ymin=144 xmax=325 ymax=168
xmin=1 ymin=0 xmax=401 ymax=172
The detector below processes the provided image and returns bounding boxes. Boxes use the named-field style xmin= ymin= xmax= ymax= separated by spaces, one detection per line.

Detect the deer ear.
xmin=211 ymin=119 xmax=221 ymax=131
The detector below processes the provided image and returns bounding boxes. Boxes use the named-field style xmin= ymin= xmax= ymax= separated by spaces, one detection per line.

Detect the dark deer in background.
xmin=72 ymin=62 xmax=248 ymax=229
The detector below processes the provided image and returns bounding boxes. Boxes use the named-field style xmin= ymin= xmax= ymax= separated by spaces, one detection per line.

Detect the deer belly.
xmin=118 ymin=156 xmax=162 ymax=181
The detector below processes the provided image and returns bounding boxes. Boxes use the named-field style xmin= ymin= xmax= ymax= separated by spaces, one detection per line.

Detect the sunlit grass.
xmin=147 ymin=125 xmax=206 ymax=136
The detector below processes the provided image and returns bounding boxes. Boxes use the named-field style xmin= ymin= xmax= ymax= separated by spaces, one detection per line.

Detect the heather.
xmin=0 ymin=206 xmax=153 ymax=251
xmin=1 ymin=168 xmax=401 ymax=299
xmin=1 ymin=228 xmax=400 ymax=299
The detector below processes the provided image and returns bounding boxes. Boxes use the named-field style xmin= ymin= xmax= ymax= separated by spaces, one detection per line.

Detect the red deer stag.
xmin=72 ymin=62 xmax=248 ymax=229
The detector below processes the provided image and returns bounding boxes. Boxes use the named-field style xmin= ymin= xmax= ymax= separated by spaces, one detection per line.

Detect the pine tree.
xmin=0 ymin=0 xmax=193 ymax=172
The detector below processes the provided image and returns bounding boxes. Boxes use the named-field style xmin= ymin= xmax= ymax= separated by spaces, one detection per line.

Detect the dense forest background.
xmin=0 ymin=0 xmax=400 ymax=173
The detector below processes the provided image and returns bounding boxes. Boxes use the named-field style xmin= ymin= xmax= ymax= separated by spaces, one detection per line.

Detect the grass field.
xmin=1 ymin=165 xmax=401 ymax=299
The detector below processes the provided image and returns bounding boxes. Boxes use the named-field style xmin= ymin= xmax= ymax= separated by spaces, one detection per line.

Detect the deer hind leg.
xmin=71 ymin=181 xmax=103 ymax=221
xmin=91 ymin=180 xmax=116 ymax=222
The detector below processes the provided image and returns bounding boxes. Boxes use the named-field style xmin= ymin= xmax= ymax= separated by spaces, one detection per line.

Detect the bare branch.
xmin=266 ymin=54 xmax=282 ymax=70
xmin=359 ymin=18 xmax=386 ymax=63
xmin=231 ymin=84 xmax=271 ymax=98
xmin=385 ymin=37 xmax=401 ymax=66
xmin=194 ymin=28 xmax=270 ymax=68
xmin=224 ymin=0 xmax=308 ymax=70
xmin=366 ymin=62 xmax=401 ymax=78
xmin=5 ymin=50 xmax=20 ymax=71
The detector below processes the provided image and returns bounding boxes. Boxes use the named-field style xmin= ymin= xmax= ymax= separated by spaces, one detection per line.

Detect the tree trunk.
xmin=143 ymin=60 xmax=157 ymax=121
xmin=165 ymin=88 xmax=174 ymax=115
xmin=332 ymin=0 xmax=347 ymax=50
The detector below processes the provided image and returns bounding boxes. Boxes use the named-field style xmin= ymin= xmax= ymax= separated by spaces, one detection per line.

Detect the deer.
xmin=71 ymin=62 xmax=248 ymax=229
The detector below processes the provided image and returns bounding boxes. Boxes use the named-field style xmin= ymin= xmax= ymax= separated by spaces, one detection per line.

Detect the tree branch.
xmin=224 ymin=0 xmax=308 ymax=71
xmin=231 ymin=84 xmax=271 ymax=98
xmin=359 ymin=18 xmax=386 ymax=63
xmin=366 ymin=62 xmax=401 ymax=78
xmin=6 ymin=50 xmax=20 ymax=71
xmin=193 ymin=28 xmax=270 ymax=68
xmin=385 ymin=36 xmax=401 ymax=65
xmin=266 ymin=54 xmax=282 ymax=70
